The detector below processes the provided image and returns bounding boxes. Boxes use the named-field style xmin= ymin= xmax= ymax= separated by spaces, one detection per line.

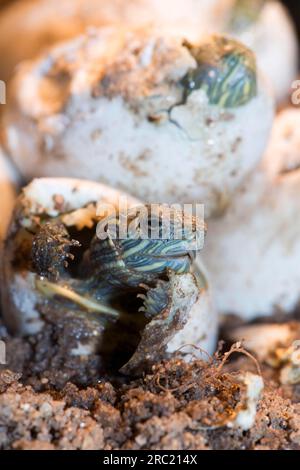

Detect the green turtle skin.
xmin=32 ymin=204 xmax=205 ymax=315
xmin=181 ymin=35 xmax=257 ymax=108
xmin=82 ymin=205 xmax=204 ymax=290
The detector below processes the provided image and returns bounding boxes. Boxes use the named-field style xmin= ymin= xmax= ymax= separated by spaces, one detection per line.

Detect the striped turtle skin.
xmin=81 ymin=204 xmax=205 ymax=291
xmin=181 ymin=35 xmax=257 ymax=108
xmin=32 ymin=204 xmax=205 ymax=309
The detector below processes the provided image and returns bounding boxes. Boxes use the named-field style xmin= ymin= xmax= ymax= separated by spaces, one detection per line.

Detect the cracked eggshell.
xmin=225 ymin=0 xmax=298 ymax=104
xmin=0 ymin=0 xmax=295 ymax=104
xmin=0 ymin=0 xmax=227 ymax=84
xmin=1 ymin=177 xmax=140 ymax=335
xmin=167 ymin=259 xmax=218 ymax=357
xmin=4 ymin=29 xmax=274 ymax=217
xmin=202 ymin=108 xmax=300 ymax=319
xmin=1 ymin=177 xmax=217 ymax=358
xmin=122 ymin=267 xmax=217 ymax=374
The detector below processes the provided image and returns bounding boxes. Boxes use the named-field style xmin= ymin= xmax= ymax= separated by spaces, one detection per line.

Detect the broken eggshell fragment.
xmin=4 ymin=30 xmax=274 ymax=217
xmin=1 ymin=178 xmax=217 ymax=375
xmin=167 ymin=259 xmax=218 ymax=359
xmin=203 ymin=108 xmax=300 ymax=319
xmin=227 ymin=372 xmax=264 ymax=432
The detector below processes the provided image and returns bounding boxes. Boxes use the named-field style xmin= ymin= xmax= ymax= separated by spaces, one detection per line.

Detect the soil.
xmin=1 ymin=315 xmax=300 ymax=450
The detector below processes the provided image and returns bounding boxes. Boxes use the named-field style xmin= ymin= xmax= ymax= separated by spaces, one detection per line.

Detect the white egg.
xmin=0 ymin=0 xmax=296 ymax=105
xmin=4 ymin=30 xmax=274 ymax=217
xmin=203 ymin=108 xmax=300 ymax=320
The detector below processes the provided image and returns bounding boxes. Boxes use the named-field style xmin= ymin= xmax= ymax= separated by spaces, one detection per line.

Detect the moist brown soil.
xmin=1 ymin=316 xmax=300 ymax=450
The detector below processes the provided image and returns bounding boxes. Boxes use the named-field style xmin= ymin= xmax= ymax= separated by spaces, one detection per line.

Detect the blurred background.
xmin=0 ymin=1 xmax=298 ymax=21
xmin=0 ymin=0 xmax=299 ymax=40
xmin=284 ymin=0 xmax=300 ymax=40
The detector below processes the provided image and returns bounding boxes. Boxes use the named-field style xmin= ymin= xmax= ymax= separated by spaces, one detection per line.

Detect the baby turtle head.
xmin=181 ymin=35 xmax=257 ymax=108
xmin=87 ymin=204 xmax=206 ymax=287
